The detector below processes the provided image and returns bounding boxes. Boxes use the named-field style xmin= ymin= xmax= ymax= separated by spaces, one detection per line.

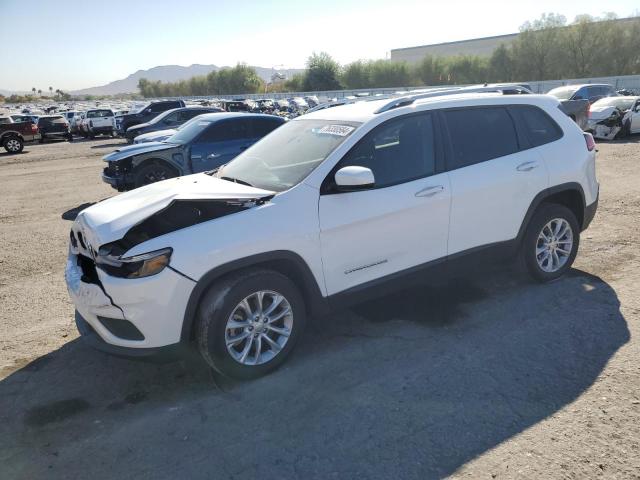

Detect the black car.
xmin=124 ymin=106 xmax=223 ymax=143
xmin=116 ymin=100 xmax=186 ymax=135
xmin=37 ymin=115 xmax=72 ymax=142
xmin=102 ymin=113 xmax=284 ymax=191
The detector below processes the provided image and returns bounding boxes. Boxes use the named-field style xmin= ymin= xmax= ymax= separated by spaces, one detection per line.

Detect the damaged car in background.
xmin=586 ymin=96 xmax=640 ymax=140
xmin=102 ymin=113 xmax=285 ymax=191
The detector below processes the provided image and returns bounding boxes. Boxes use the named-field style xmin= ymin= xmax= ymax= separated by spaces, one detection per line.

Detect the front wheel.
xmin=196 ymin=270 xmax=306 ymax=379
xmin=522 ymin=203 xmax=580 ymax=283
xmin=3 ymin=136 xmax=24 ymax=153
xmin=133 ymin=161 xmax=177 ymax=188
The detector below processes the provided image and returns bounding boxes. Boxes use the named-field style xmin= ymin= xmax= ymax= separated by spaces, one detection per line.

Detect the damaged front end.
xmin=590 ymin=108 xmax=631 ymax=140
xmin=102 ymin=157 xmax=133 ymax=191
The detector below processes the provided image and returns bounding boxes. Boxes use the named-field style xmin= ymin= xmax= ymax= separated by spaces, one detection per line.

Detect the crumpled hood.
xmin=75 ymin=174 xmax=275 ymax=249
xmin=103 ymin=141 xmax=178 ymax=162
xmin=589 ymin=105 xmax=620 ymax=120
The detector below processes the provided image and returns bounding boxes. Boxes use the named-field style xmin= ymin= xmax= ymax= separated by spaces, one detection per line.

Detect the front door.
xmin=319 ymin=112 xmax=451 ymax=296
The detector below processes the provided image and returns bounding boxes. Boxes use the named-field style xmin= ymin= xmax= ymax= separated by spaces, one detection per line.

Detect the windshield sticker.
xmin=317 ymin=125 xmax=355 ymax=137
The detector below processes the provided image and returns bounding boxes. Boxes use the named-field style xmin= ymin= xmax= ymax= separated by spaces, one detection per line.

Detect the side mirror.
xmin=334 ymin=166 xmax=375 ymax=191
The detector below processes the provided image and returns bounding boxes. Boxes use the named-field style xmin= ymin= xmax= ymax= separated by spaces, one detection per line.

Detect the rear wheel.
xmin=196 ymin=270 xmax=306 ymax=379
xmin=133 ymin=161 xmax=178 ymax=188
xmin=3 ymin=136 xmax=24 ymax=153
xmin=522 ymin=203 xmax=580 ymax=282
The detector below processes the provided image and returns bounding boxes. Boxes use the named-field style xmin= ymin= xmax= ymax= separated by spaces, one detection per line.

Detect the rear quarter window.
xmin=510 ymin=105 xmax=563 ymax=148
xmin=443 ymin=107 xmax=519 ymax=170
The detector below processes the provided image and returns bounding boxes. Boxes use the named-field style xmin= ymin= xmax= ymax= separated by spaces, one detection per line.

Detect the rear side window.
xmin=510 ymin=105 xmax=562 ymax=147
xmin=337 ymin=113 xmax=436 ymax=188
xmin=443 ymin=107 xmax=518 ymax=170
xmin=197 ymin=118 xmax=250 ymax=143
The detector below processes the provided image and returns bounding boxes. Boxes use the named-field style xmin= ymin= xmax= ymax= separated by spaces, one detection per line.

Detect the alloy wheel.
xmin=225 ymin=290 xmax=293 ymax=365
xmin=536 ymin=218 xmax=574 ymax=273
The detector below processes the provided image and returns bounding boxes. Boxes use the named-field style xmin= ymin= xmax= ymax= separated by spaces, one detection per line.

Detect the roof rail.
xmin=373 ymin=84 xmax=533 ymax=114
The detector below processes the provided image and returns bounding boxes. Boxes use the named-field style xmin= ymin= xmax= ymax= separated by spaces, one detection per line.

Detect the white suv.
xmin=65 ymin=90 xmax=599 ymax=379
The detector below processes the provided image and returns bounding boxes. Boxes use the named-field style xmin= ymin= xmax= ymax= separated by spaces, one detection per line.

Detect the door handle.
xmin=415 ymin=185 xmax=444 ymax=197
xmin=207 ymin=153 xmax=220 ymax=159
xmin=191 ymin=154 xmax=202 ymax=160
xmin=516 ymin=161 xmax=538 ymax=172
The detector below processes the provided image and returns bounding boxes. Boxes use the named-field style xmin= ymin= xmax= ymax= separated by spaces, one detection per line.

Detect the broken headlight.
xmin=96 ymin=247 xmax=172 ymax=279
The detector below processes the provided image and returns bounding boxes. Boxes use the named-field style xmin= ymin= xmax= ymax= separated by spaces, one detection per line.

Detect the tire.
xmin=522 ymin=203 xmax=580 ymax=283
xmin=133 ymin=161 xmax=178 ymax=188
xmin=196 ymin=269 xmax=306 ymax=380
xmin=3 ymin=136 xmax=24 ymax=153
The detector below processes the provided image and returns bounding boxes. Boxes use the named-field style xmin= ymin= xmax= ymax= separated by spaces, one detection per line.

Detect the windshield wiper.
xmin=220 ymin=176 xmax=254 ymax=187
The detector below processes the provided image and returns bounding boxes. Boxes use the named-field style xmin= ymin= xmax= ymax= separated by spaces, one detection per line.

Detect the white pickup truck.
xmin=81 ymin=109 xmax=115 ymax=138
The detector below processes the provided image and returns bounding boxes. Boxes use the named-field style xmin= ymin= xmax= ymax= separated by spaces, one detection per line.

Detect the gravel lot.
xmin=1 ymin=136 xmax=639 ymax=479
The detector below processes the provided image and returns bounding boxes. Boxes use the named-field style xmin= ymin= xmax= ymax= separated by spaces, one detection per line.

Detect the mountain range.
xmin=69 ymin=64 xmax=303 ymax=96
xmin=1 ymin=64 xmax=304 ymax=97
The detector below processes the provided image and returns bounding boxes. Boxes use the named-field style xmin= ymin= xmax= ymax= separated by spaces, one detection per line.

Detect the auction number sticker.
xmin=317 ymin=125 xmax=355 ymax=136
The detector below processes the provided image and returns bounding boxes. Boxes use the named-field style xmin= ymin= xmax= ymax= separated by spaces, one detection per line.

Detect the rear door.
xmin=442 ymin=106 xmax=549 ymax=256
xmin=630 ymin=100 xmax=640 ymax=133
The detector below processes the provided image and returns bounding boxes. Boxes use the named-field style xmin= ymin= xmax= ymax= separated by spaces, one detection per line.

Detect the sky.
xmin=0 ymin=0 xmax=638 ymax=92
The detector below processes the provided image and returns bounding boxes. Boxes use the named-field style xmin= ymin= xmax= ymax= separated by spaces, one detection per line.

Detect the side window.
xmin=573 ymin=87 xmax=588 ymax=100
xmin=149 ymin=103 xmax=165 ymax=113
xmin=196 ymin=124 xmax=223 ymax=143
xmin=178 ymin=110 xmax=200 ymax=121
xmin=163 ymin=112 xmax=179 ymax=123
xmin=443 ymin=107 xmax=519 ymax=170
xmin=224 ymin=119 xmax=251 ymax=140
xmin=337 ymin=113 xmax=436 ymax=188
xmin=510 ymin=105 xmax=562 ymax=147
xmin=252 ymin=118 xmax=282 ymax=137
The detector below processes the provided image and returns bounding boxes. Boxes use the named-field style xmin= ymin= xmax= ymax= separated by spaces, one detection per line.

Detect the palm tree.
xmin=31 ymin=87 xmax=36 ymax=96
xmin=49 ymin=86 xmax=53 ymax=96
xmin=37 ymin=89 xmax=42 ymax=96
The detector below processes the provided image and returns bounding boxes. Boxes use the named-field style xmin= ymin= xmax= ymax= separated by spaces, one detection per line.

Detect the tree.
xmin=511 ymin=13 xmax=567 ymax=80
xmin=31 ymin=87 xmax=36 ymax=95
xmin=303 ymin=52 xmax=342 ymax=91
xmin=49 ymin=86 xmax=53 ymax=95
xmin=488 ymin=44 xmax=514 ymax=82
xmin=37 ymin=89 xmax=42 ymax=96
xmin=369 ymin=60 xmax=414 ymax=88
xmin=341 ymin=60 xmax=371 ymax=89
xmin=414 ymin=55 xmax=446 ymax=85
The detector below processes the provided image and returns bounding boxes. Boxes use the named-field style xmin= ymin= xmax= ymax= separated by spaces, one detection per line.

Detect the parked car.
xmin=37 ymin=115 xmax=72 ymax=142
xmin=102 ymin=113 xmax=285 ymax=191
xmin=62 ymin=111 xmax=82 ymax=133
xmin=81 ymin=109 xmax=115 ymax=138
xmin=0 ymin=116 xmax=13 ymax=125
xmin=587 ymin=96 xmax=640 ymax=140
xmin=124 ymin=106 xmax=222 ymax=143
xmin=66 ymin=90 xmax=598 ymax=379
xmin=116 ymin=100 xmax=186 ymax=135
xmin=221 ymin=100 xmax=251 ymax=112
xmin=548 ymin=84 xmax=618 ymax=104
xmin=0 ymin=118 xmax=40 ymax=153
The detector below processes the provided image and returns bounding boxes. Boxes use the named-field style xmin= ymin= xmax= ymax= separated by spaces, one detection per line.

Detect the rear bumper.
xmin=582 ymin=192 xmax=598 ymax=231
xmin=90 ymin=126 xmax=114 ymax=134
xmin=75 ymin=311 xmax=185 ymax=362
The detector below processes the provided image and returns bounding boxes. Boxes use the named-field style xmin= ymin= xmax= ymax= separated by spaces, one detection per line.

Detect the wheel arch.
xmin=180 ymin=250 xmax=329 ymax=343
xmin=517 ymin=182 xmax=587 ymax=246
xmin=133 ymin=157 xmax=182 ymax=176
xmin=1 ymin=131 xmax=24 ymax=142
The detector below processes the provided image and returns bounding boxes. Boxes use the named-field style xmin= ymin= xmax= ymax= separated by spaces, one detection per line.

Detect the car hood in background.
xmin=102 ymin=141 xmax=179 ymax=162
xmin=589 ymin=105 xmax=622 ymax=120
xmin=134 ymin=129 xmax=178 ymax=144
xmin=75 ymin=174 xmax=275 ymax=248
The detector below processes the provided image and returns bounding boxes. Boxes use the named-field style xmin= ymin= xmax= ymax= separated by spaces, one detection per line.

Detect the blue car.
xmin=102 ymin=113 xmax=285 ymax=191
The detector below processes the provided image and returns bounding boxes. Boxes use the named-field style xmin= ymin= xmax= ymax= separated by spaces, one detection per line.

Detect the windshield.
xmin=165 ymin=119 xmax=212 ymax=144
xmin=592 ymin=97 xmax=636 ymax=110
xmin=217 ymin=119 xmax=361 ymax=192
xmin=547 ymin=87 xmax=578 ymax=100
xmin=149 ymin=109 xmax=174 ymax=124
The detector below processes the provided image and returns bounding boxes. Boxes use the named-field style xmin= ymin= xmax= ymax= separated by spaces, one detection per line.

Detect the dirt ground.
xmin=0 ymin=136 xmax=639 ymax=479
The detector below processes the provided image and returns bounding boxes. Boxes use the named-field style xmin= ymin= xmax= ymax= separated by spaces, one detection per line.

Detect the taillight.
xmin=30 ymin=123 xmax=38 ymax=133
xmin=584 ymin=132 xmax=596 ymax=152
xmin=89 ymin=120 xmax=93 ymax=128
